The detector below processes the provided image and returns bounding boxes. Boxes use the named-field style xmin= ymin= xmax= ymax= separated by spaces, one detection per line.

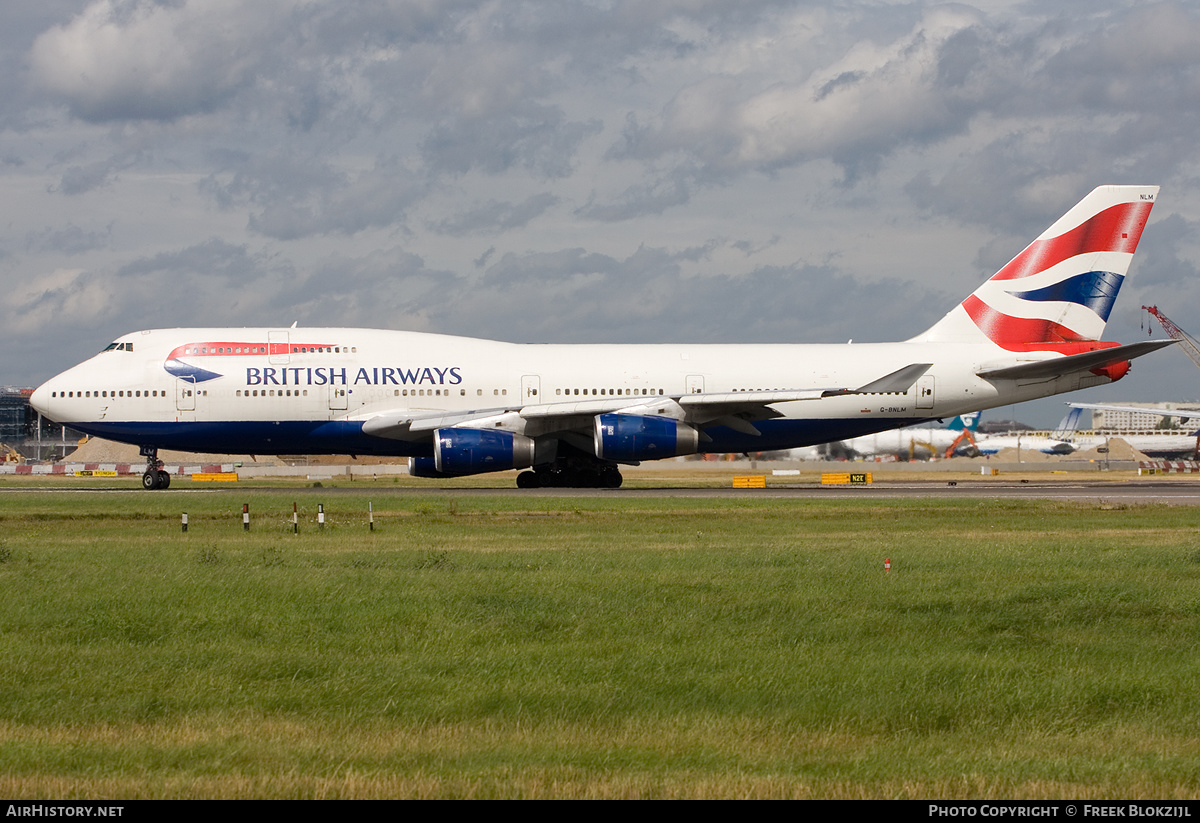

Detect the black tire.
xmin=516 ymin=471 xmax=540 ymax=489
xmin=142 ymin=471 xmax=160 ymax=491
xmin=157 ymin=470 xmax=171 ymax=489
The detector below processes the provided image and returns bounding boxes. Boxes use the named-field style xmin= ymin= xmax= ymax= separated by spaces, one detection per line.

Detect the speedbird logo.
xmin=964 ymin=200 xmax=1152 ymax=351
xmin=163 ymin=340 xmax=333 ymax=383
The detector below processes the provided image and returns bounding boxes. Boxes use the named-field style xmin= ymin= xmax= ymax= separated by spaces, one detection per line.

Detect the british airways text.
xmin=245 ymin=367 xmax=463 ymax=387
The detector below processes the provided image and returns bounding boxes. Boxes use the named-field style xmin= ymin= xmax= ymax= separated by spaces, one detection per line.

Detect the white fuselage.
xmin=30 ymin=326 xmax=1114 ymax=458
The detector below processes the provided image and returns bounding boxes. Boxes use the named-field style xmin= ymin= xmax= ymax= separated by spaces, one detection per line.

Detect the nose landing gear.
xmin=140 ymin=446 xmax=171 ymax=490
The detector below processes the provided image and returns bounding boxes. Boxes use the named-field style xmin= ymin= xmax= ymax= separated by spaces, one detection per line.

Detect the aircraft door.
xmin=268 ymin=331 xmax=290 ymax=365
xmin=916 ymin=375 xmax=935 ymax=410
xmin=329 ymin=385 xmax=348 ymax=411
xmin=686 ymin=375 xmax=704 ymax=394
xmin=176 ymin=377 xmax=196 ymax=411
xmin=521 ymin=375 xmax=540 ymax=403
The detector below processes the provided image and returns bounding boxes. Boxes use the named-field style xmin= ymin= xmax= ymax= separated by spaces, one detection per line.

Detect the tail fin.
xmin=946 ymin=411 xmax=981 ymax=432
xmin=1050 ymin=406 xmax=1084 ymax=442
xmin=914 ymin=185 xmax=1158 ymax=350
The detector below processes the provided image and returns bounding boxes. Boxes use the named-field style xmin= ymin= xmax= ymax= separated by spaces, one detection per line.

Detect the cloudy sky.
xmin=5 ymin=0 xmax=1200 ymax=426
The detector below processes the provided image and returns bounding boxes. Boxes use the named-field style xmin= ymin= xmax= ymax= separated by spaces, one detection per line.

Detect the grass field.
xmin=2 ymin=483 xmax=1200 ymax=798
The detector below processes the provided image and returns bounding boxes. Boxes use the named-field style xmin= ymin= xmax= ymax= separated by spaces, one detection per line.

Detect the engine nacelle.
xmin=1090 ymin=360 xmax=1131 ymax=382
xmin=408 ymin=457 xmax=445 ymax=478
xmin=410 ymin=428 xmax=535 ymax=477
xmin=594 ymin=414 xmax=700 ymax=462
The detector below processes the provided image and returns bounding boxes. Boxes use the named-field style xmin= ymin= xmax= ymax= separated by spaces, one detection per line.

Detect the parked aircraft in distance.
xmin=973 ymin=406 xmax=1200 ymax=458
xmin=791 ymin=412 xmax=981 ymax=461
xmin=30 ymin=186 xmax=1174 ymax=489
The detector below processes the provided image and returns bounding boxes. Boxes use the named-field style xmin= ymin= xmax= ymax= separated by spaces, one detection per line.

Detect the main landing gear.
xmin=140 ymin=446 xmax=171 ymax=490
xmin=516 ymin=462 xmax=622 ymax=489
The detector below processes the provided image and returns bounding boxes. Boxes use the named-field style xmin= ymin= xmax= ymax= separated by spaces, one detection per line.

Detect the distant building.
xmin=1 ymin=387 xmax=84 ymax=460
xmin=977 ymin=419 xmax=1035 ymax=434
xmin=0 ymin=387 xmax=33 ymax=441
xmin=1090 ymin=402 xmax=1200 ymax=431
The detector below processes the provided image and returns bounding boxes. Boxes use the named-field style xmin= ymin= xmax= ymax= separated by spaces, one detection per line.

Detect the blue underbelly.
xmin=74 ymin=416 xmax=932 ymax=458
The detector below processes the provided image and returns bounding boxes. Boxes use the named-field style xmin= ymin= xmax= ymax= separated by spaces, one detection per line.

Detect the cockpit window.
xmin=101 ymin=342 xmax=134 ymax=353
xmin=103 ymin=343 xmax=119 ymax=352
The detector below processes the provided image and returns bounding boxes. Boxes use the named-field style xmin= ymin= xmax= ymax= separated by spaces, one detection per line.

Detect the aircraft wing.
xmin=976 ymin=339 xmax=1176 ymax=381
xmin=1068 ymin=402 xmax=1200 ymax=422
xmin=361 ymin=363 xmax=934 ymax=441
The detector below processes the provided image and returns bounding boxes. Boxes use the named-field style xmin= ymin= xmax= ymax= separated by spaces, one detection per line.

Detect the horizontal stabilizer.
xmin=977 ymin=339 xmax=1176 ymax=381
xmin=850 ymin=363 xmax=933 ymax=394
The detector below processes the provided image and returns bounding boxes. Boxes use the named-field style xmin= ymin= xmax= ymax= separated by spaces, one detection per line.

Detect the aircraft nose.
xmin=29 ymin=383 xmax=52 ymax=420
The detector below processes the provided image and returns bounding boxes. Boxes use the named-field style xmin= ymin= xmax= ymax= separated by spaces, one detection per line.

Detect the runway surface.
xmin=6 ymin=480 xmax=1200 ymax=504
xmin=397 ymin=481 xmax=1200 ymax=504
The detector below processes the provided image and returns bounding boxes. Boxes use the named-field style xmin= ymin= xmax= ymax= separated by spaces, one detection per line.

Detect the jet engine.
xmin=594 ymin=414 xmax=700 ymax=462
xmin=409 ymin=428 xmax=535 ymax=477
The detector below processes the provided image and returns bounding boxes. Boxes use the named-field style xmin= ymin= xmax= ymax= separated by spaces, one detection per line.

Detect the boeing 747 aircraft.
xmin=30 ymin=185 xmax=1173 ymax=489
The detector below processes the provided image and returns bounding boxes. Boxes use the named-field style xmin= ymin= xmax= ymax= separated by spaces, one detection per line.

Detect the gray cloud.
xmin=415 ymin=244 xmax=954 ymax=345
xmin=576 ymin=172 xmax=696 ymax=222
xmin=29 ymin=0 xmax=293 ymax=123
xmin=421 ymin=108 xmax=603 ymax=179
xmin=25 ymin=223 xmax=113 ymax=256
xmin=115 ymin=238 xmax=271 ymax=284
xmin=55 ymin=162 xmax=118 ymax=196
xmin=431 ymin=193 xmax=560 ymax=236
xmin=200 ymin=153 xmax=430 ymax=239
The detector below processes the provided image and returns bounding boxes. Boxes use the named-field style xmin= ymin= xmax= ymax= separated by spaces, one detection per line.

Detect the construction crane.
xmin=1144 ymin=305 xmax=1200 ymax=369
xmin=1142 ymin=305 xmax=1200 ymax=460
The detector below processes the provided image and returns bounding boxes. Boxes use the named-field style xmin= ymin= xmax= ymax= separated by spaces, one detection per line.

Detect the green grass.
xmin=2 ymin=490 xmax=1200 ymax=797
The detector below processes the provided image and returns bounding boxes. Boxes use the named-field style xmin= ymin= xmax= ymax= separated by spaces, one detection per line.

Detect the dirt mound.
xmin=64 ymin=437 xmax=279 ymax=466
xmin=1072 ymin=437 xmax=1149 ymax=462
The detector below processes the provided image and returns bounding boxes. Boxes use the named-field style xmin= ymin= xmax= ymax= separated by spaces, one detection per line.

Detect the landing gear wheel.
xmin=140 ymin=446 xmax=165 ymax=491
xmin=516 ymin=471 xmax=541 ymax=489
xmin=601 ymin=468 xmax=623 ymax=488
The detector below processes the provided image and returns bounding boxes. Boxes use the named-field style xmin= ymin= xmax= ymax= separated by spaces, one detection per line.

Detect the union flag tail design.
xmin=914 ymin=185 xmax=1158 ymax=350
